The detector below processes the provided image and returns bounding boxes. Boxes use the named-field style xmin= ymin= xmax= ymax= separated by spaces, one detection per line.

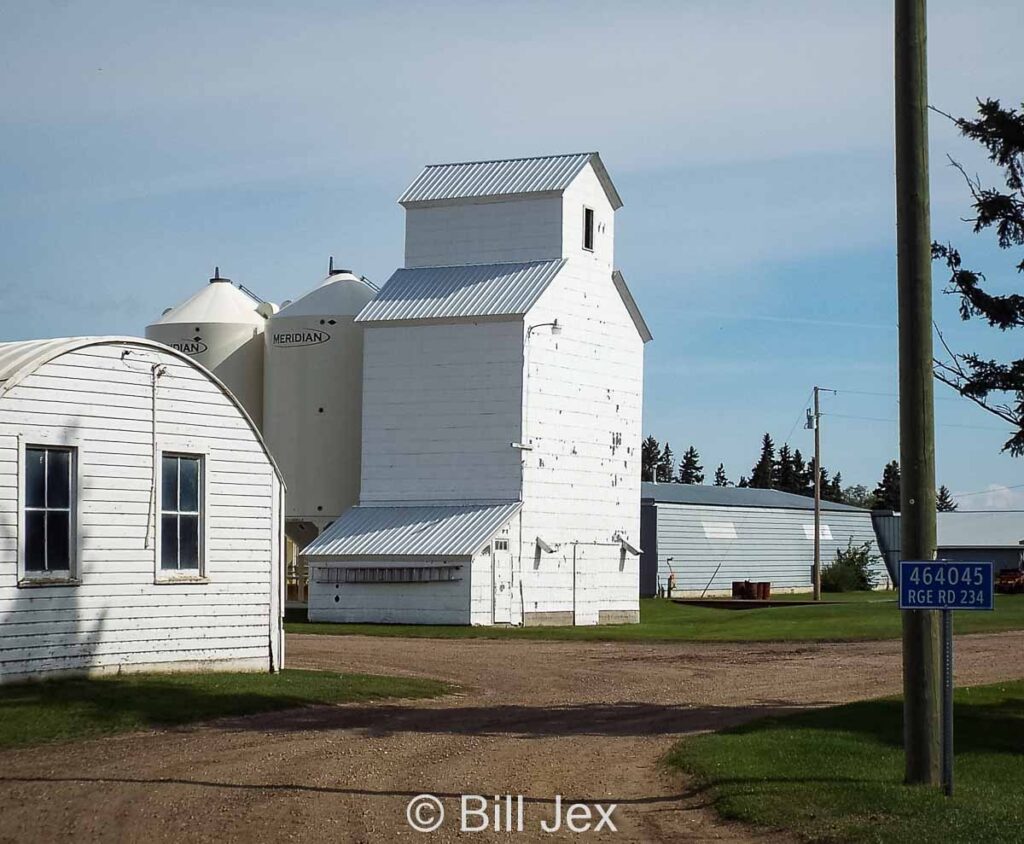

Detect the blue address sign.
xmin=899 ymin=561 xmax=994 ymax=611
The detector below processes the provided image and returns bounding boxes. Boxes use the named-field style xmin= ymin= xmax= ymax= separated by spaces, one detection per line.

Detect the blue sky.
xmin=2 ymin=0 xmax=1022 ymax=507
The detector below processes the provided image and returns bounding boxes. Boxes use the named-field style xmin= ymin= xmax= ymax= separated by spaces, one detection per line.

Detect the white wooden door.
xmin=492 ymin=537 xmax=513 ymax=624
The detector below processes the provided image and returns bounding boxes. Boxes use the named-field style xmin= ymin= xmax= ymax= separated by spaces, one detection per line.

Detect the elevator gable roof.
xmin=356 ymin=259 xmax=566 ymax=324
xmin=399 ymin=152 xmax=622 ymax=210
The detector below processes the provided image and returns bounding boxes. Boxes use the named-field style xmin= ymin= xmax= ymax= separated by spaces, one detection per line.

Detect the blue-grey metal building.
xmin=640 ymin=483 xmax=890 ymax=597
xmin=872 ymin=511 xmax=1023 ymax=581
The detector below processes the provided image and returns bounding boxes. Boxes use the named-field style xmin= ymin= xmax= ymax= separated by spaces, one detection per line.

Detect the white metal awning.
xmin=302 ymin=501 xmax=522 ymax=559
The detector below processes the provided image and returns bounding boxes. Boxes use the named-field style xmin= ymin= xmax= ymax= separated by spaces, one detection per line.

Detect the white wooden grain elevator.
xmin=303 ymin=152 xmax=651 ymax=626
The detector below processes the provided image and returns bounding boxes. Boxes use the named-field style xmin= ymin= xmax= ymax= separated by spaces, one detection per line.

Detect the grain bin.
xmin=263 ymin=262 xmax=376 ymax=544
xmin=146 ymin=269 xmax=268 ymax=427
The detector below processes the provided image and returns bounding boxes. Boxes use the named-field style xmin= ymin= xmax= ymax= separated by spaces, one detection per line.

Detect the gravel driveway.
xmin=1 ymin=630 xmax=1022 ymax=843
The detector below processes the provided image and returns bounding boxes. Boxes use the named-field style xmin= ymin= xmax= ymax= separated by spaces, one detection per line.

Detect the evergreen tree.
xmin=713 ymin=463 xmax=729 ymax=486
xmin=677 ymin=446 xmax=705 ymax=484
xmin=936 ymin=485 xmax=959 ymax=512
xmin=931 ymin=99 xmax=1024 ymax=455
xmin=738 ymin=476 xmax=749 ymax=487
xmin=749 ymin=433 xmax=776 ymax=489
xmin=872 ymin=460 xmax=902 ymax=511
xmin=775 ymin=443 xmax=799 ymax=493
xmin=825 ymin=471 xmax=844 ymax=503
xmin=792 ymin=448 xmax=811 ymax=496
xmin=656 ymin=442 xmax=675 ymax=483
xmin=641 ymin=435 xmax=660 ymax=482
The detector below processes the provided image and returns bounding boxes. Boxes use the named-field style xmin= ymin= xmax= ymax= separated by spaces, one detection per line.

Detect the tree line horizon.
xmin=640 ymin=433 xmax=958 ymax=512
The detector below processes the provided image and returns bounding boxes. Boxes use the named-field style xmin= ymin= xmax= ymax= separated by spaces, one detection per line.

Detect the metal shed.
xmin=640 ymin=483 xmax=889 ymax=597
xmin=865 ymin=511 xmax=1023 ymax=584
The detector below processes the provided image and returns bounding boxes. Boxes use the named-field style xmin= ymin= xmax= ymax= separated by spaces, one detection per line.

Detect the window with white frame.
xmin=23 ymin=446 xmax=76 ymax=575
xmin=160 ymin=454 xmax=203 ymax=571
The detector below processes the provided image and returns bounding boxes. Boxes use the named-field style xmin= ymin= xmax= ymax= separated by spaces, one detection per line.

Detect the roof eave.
xmin=611 ymin=270 xmax=653 ymax=343
xmin=399 ymin=190 xmax=564 ymax=210
xmin=587 ymin=152 xmax=624 ymax=210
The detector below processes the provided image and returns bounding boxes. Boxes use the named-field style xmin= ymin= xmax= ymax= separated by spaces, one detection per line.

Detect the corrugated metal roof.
xmin=0 ymin=338 xmax=72 ymax=393
xmin=641 ymin=482 xmax=865 ymax=513
xmin=399 ymin=152 xmax=623 ymax=209
xmin=356 ymin=259 xmax=565 ymax=324
xmin=302 ymin=501 xmax=522 ymax=559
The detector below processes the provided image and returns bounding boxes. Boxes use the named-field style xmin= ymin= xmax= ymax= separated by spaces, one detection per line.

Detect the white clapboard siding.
xmin=0 ymin=339 xmax=283 ymax=682
xmin=315 ymin=159 xmax=645 ymax=626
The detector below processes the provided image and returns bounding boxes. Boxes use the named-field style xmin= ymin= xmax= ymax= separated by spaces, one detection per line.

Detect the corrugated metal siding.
xmin=356 ymin=260 xmax=565 ymax=323
xmin=302 ymin=501 xmax=522 ymax=559
xmin=871 ymin=512 xmax=900 ymax=583
xmin=400 ymin=153 xmax=594 ymax=205
xmin=649 ymin=503 xmax=890 ymax=594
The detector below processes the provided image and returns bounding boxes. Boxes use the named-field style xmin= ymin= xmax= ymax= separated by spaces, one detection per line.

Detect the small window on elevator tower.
xmin=582 ymin=207 xmax=595 ymax=251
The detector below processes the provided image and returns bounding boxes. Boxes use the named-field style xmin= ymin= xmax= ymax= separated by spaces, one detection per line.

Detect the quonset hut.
xmin=639 ymin=483 xmax=889 ymax=597
xmin=303 ymin=152 xmax=652 ymax=626
xmin=0 ymin=337 xmax=285 ymax=682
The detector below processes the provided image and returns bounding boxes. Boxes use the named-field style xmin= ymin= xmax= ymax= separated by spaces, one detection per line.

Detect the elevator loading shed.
xmin=0 ymin=337 xmax=285 ymax=683
xmin=304 ymin=152 xmax=651 ymax=626
xmin=639 ymin=483 xmax=889 ymax=597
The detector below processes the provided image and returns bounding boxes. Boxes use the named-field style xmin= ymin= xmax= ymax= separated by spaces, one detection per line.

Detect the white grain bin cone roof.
xmin=151 ymin=275 xmax=265 ymax=327
xmin=272 ymin=269 xmax=376 ymax=319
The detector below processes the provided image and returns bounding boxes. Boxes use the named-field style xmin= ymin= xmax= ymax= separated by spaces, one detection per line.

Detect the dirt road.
xmin=1 ymin=631 xmax=1022 ymax=843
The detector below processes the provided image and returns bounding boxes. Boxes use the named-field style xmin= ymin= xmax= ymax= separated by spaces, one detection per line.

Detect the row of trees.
xmin=641 ymin=434 xmax=958 ymax=511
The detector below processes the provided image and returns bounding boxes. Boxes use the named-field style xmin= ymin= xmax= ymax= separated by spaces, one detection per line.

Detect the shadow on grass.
xmin=721 ymin=692 xmax=1024 ymax=757
xmin=0 ymin=671 xmax=448 ymax=748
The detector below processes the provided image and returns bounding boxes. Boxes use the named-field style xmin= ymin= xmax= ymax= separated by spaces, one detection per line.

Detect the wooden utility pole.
xmin=812 ymin=386 xmax=822 ymax=601
xmin=895 ymin=0 xmax=942 ymax=785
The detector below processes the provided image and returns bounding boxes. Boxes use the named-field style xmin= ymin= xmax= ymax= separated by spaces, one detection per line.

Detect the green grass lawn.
xmin=0 ymin=669 xmax=449 ymax=749
xmin=286 ymin=592 xmax=1024 ymax=643
xmin=665 ymin=679 xmax=1024 ymax=842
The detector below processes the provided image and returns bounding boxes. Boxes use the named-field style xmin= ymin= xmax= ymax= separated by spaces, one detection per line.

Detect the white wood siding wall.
xmin=308 ymin=563 xmax=473 ymax=625
xmin=360 ymin=321 xmax=525 ymax=503
xmin=0 ymin=344 xmax=282 ymax=682
xmin=404 ymin=198 xmax=563 ymax=268
xmin=517 ymin=249 xmax=644 ymax=624
xmin=651 ymin=503 xmax=891 ymax=595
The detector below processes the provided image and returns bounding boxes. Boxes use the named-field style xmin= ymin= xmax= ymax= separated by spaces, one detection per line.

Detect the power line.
xmin=830 ymin=387 xmax=962 ymax=403
xmin=784 ymin=389 xmax=814 ymax=445
xmin=949 ymin=483 xmax=1024 ymax=499
xmin=823 ymin=412 xmax=1008 ymax=433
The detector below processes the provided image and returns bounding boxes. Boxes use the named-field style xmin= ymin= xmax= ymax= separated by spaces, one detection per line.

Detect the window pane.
xmin=46 ymin=511 xmax=70 ymax=570
xmin=25 ymin=510 xmax=45 ymax=571
xmin=25 ymin=448 xmax=46 ymax=508
xmin=179 ymin=515 xmax=199 ymax=569
xmin=161 ymin=514 xmax=179 ymax=569
xmin=162 ymin=456 xmax=178 ymax=512
xmin=179 ymin=458 xmax=200 ymax=512
xmin=46 ymin=449 xmax=71 ymax=509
